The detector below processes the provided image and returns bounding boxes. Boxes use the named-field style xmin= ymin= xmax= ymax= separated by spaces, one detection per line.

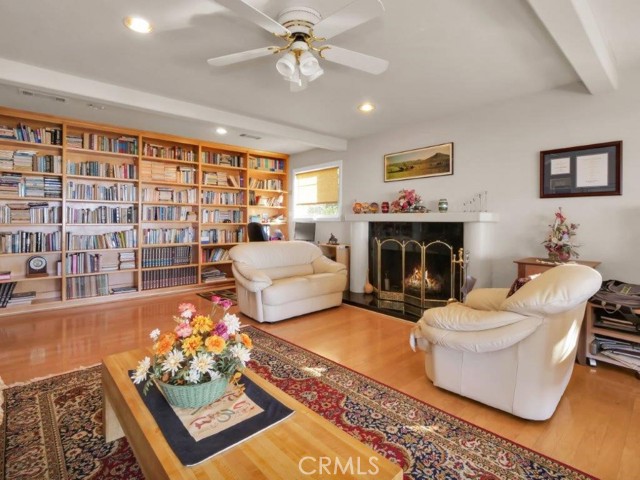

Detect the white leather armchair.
xmin=229 ymin=241 xmax=347 ymax=323
xmin=410 ymin=264 xmax=602 ymax=420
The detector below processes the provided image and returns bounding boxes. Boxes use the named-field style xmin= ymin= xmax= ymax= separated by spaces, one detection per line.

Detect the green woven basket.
xmin=156 ymin=375 xmax=229 ymax=409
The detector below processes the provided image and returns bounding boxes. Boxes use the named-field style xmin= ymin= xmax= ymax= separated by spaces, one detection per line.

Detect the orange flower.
xmin=205 ymin=335 xmax=226 ymax=354
xmin=191 ymin=314 xmax=213 ymax=334
xmin=181 ymin=334 xmax=203 ymax=356
xmin=154 ymin=332 xmax=176 ymax=356
xmin=239 ymin=333 xmax=253 ymax=350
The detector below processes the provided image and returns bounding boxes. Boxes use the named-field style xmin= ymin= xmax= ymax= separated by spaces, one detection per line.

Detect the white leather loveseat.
xmin=229 ymin=241 xmax=347 ymax=323
xmin=410 ymin=264 xmax=602 ymax=420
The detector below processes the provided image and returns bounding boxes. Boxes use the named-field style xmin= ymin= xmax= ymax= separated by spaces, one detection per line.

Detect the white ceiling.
xmin=0 ymin=0 xmax=637 ymax=154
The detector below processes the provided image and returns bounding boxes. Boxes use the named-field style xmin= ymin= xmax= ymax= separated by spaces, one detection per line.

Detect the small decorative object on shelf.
xmin=26 ymin=255 xmax=48 ymax=278
xmin=352 ymin=201 xmax=363 ymax=214
xmin=542 ymin=207 xmax=579 ymax=261
xmin=131 ymin=299 xmax=252 ymax=408
xmin=369 ymin=202 xmax=379 ymax=213
xmin=390 ymin=189 xmax=422 ymax=213
xmin=438 ymin=199 xmax=448 ymax=213
xmin=381 ymin=201 xmax=389 ymax=213
xmin=327 ymin=233 xmax=338 ymax=245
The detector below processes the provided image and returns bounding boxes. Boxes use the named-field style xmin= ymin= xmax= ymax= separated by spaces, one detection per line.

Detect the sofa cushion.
xmin=262 ymin=264 xmax=314 ymax=281
xmin=262 ymin=273 xmax=345 ymax=306
xmin=229 ymin=241 xmax=322 ymax=271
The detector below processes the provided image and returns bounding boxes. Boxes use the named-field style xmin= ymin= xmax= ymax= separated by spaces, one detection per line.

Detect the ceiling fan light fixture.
xmin=276 ymin=52 xmax=297 ymax=78
xmin=123 ymin=16 xmax=152 ymax=34
xmin=306 ymin=67 xmax=324 ymax=82
xmin=299 ymin=51 xmax=320 ymax=76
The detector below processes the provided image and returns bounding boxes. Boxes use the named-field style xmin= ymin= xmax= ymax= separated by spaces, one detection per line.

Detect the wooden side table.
xmin=513 ymin=257 xmax=601 ymax=278
xmin=319 ymin=244 xmax=350 ymax=291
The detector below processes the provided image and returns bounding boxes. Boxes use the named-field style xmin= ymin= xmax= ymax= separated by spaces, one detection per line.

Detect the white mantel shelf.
xmin=344 ymin=212 xmax=499 ymax=223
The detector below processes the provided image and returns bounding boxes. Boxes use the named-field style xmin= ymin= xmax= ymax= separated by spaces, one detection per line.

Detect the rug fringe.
xmin=0 ymin=375 xmax=5 ymax=426
xmin=4 ymin=363 xmax=101 ymax=389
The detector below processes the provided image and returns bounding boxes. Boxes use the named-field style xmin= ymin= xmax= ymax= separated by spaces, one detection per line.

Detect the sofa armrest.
xmin=464 ymin=288 xmax=510 ymax=311
xmin=412 ymin=316 xmax=542 ymax=354
xmin=422 ymin=302 xmax=529 ymax=331
xmin=231 ymin=262 xmax=272 ymax=292
xmin=312 ymin=256 xmax=347 ymax=275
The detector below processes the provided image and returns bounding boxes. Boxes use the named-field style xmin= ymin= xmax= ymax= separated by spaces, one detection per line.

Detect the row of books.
xmin=6 ymin=290 xmax=36 ymax=306
xmin=140 ymin=187 xmax=197 ymax=204
xmin=119 ymin=251 xmax=136 ymax=270
xmin=248 ymin=156 xmax=285 ymax=173
xmin=66 ymin=230 xmax=137 ymax=250
xmin=201 ymin=267 xmax=228 ymax=283
xmin=0 ymin=230 xmax=62 ymax=253
xmin=0 ymin=281 xmax=17 ymax=308
xmin=142 ymin=266 xmax=197 ymax=290
xmin=0 ymin=151 xmax=62 ymax=174
xmin=249 ymin=192 xmax=284 ymax=207
xmin=66 ymin=133 xmax=138 ymax=154
xmin=143 ymin=143 xmax=196 ymax=162
xmin=201 ymin=191 xmax=245 ymax=206
xmin=141 ymin=246 xmax=192 ymax=267
xmin=201 ymin=151 xmax=243 ymax=167
xmin=67 ymin=182 xmax=137 ymax=202
xmin=66 ymin=205 xmax=137 ymax=224
xmin=200 ymin=227 xmax=245 ymax=244
xmin=65 ymin=252 xmax=105 ymax=274
xmin=202 ymin=247 xmax=231 ymax=263
xmin=0 ymin=173 xmax=62 ymax=198
xmin=201 ymin=208 xmax=243 ymax=224
xmin=142 ymin=206 xmax=196 ymax=222
xmin=66 ymin=161 xmax=137 ymax=179
xmin=248 ymin=177 xmax=283 ymax=190
xmin=142 ymin=227 xmax=195 ymax=245
xmin=66 ymin=274 xmax=110 ymax=299
xmin=202 ymin=171 xmax=243 ymax=188
xmin=1 ymin=202 xmax=61 ymax=224
xmin=0 ymin=124 xmax=62 ymax=145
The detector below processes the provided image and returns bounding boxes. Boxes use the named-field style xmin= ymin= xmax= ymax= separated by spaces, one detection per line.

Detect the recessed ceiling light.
xmin=123 ymin=16 xmax=152 ymax=34
xmin=215 ymin=127 xmax=228 ymax=135
xmin=358 ymin=102 xmax=375 ymax=113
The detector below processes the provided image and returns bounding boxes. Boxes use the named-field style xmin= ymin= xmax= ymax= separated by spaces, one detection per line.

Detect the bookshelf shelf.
xmin=0 ymin=106 xmax=288 ymax=316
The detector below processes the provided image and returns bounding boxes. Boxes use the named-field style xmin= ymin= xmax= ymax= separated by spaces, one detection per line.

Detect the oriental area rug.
xmin=0 ymin=326 xmax=594 ymax=480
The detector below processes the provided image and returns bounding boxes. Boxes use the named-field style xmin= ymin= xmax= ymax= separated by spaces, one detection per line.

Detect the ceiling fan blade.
xmin=207 ymin=47 xmax=276 ymax=66
xmin=320 ymin=46 xmax=389 ymax=74
xmin=313 ymin=0 xmax=384 ymax=40
xmin=216 ymin=0 xmax=290 ymax=36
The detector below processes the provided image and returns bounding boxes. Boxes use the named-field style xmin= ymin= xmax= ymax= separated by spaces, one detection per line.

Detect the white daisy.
xmin=229 ymin=344 xmax=251 ymax=367
xmin=186 ymin=368 xmax=201 ymax=384
xmin=131 ymin=356 xmax=151 ymax=384
xmin=161 ymin=349 xmax=184 ymax=376
xmin=189 ymin=352 xmax=216 ymax=378
xmin=149 ymin=328 xmax=161 ymax=341
xmin=223 ymin=313 xmax=241 ymax=335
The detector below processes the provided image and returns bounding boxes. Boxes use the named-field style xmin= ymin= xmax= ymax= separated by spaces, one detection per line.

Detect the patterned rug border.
xmin=248 ymin=324 xmax=598 ymax=480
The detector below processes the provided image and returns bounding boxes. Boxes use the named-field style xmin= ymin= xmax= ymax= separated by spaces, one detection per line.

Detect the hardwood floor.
xmin=1 ymin=292 xmax=639 ymax=479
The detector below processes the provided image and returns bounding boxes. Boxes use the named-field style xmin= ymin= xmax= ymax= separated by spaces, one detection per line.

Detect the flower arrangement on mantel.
xmin=390 ymin=189 xmax=424 ymax=213
xmin=131 ymin=297 xmax=252 ymax=396
xmin=542 ymin=207 xmax=580 ymax=261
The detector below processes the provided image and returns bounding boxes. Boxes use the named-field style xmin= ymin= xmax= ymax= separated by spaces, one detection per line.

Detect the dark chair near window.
xmin=248 ymin=222 xmax=268 ymax=242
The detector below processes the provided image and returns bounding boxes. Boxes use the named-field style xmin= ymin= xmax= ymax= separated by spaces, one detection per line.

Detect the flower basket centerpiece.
xmin=390 ymin=189 xmax=423 ymax=213
xmin=131 ymin=297 xmax=252 ymax=409
xmin=542 ymin=207 xmax=579 ymax=262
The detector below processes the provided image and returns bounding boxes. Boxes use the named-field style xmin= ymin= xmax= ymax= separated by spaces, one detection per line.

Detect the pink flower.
xmin=210 ymin=295 xmax=221 ymax=304
xmin=214 ymin=321 xmax=229 ymax=340
xmin=177 ymin=302 xmax=196 ymax=319
xmin=175 ymin=322 xmax=193 ymax=338
xmin=219 ymin=299 xmax=233 ymax=311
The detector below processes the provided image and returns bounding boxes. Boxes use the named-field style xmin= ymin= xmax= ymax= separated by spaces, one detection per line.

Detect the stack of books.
xmin=6 ymin=291 xmax=35 ymax=306
xmin=119 ymin=251 xmax=136 ymax=270
xmin=201 ymin=267 xmax=227 ymax=284
xmin=0 ymin=281 xmax=17 ymax=308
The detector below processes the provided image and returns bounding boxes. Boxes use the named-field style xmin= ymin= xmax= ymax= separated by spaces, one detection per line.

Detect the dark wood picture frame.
xmin=384 ymin=142 xmax=453 ymax=182
xmin=540 ymin=141 xmax=622 ymax=198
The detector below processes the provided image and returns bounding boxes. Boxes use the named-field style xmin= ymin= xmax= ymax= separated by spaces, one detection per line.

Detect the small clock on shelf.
xmin=26 ymin=255 xmax=48 ymax=278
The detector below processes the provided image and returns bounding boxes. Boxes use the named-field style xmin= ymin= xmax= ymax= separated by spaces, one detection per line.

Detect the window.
xmin=293 ymin=161 xmax=341 ymax=220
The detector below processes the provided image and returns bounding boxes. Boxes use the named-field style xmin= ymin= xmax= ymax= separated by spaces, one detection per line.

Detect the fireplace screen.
xmin=374 ymin=237 xmax=467 ymax=315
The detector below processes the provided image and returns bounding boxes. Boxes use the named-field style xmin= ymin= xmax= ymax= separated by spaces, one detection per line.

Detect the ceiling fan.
xmin=207 ymin=0 xmax=389 ymax=91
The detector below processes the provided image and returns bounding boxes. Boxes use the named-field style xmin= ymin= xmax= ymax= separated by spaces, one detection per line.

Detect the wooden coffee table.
xmin=102 ymin=349 xmax=403 ymax=479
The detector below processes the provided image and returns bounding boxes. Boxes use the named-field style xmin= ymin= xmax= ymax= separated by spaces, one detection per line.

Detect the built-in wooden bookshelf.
xmin=0 ymin=107 xmax=288 ymax=315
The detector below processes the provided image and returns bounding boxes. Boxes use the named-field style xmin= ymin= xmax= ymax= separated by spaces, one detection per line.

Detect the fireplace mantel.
xmin=344 ymin=212 xmax=499 ymax=223
xmin=345 ymin=212 xmax=500 ymax=293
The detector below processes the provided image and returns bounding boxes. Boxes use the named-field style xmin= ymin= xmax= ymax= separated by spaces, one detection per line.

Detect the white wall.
xmin=291 ymin=66 xmax=640 ymax=287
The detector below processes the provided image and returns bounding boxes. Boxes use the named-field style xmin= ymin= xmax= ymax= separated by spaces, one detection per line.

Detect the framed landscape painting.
xmin=384 ymin=142 xmax=454 ymax=182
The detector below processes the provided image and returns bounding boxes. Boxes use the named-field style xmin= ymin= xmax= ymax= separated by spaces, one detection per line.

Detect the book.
xmin=0 ymin=271 xmax=11 ymax=280
xmin=0 ymin=281 xmax=17 ymax=308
